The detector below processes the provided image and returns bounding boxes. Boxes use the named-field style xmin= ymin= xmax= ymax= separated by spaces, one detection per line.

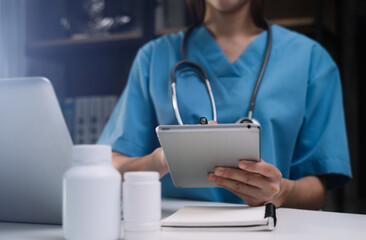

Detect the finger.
xmin=207 ymin=174 xmax=273 ymax=205
xmin=238 ymin=160 xmax=281 ymax=179
xmin=214 ymin=167 xmax=266 ymax=189
xmin=230 ymin=190 xmax=264 ymax=207
xmin=208 ymin=174 xmax=259 ymax=197
xmin=207 ymin=173 xmax=264 ymax=206
xmin=208 ymin=120 xmax=218 ymax=125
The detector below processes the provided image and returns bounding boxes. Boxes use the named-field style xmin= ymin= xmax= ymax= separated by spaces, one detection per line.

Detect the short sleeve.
xmin=290 ymin=44 xmax=352 ymax=190
xmin=97 ymin=46 xmax=159 ymax=157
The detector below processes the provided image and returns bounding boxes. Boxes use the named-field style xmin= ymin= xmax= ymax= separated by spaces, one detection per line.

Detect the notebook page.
xmin=161 ymin=206 xmax=268 ymax=227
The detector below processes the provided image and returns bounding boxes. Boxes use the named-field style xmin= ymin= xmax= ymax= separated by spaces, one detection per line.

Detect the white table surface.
xmin=0 ymin=199 xmax=365 ymax=240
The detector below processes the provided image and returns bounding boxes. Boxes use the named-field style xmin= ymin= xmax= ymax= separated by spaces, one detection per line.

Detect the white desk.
xmin=0 ymin=199 xmax=365 ymax=240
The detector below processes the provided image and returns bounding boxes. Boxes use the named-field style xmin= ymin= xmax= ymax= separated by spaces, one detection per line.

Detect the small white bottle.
xmin=123 ymin=172 xmax=161 ymax=232
xmin=63 ymin=145 xmax=121 ymax=240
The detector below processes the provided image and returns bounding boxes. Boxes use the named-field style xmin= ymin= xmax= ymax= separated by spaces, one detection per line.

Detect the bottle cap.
xmin=72 ymin=144 xmax=111 ymax=165
xmin=124 ymin=171 xmax=159 ymax=182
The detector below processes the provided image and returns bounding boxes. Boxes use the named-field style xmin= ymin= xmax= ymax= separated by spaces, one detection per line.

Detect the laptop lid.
xmin=0 ymin=77 xmax=72 ymax=224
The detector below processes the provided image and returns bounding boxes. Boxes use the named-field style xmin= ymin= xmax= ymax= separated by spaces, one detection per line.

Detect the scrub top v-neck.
xmin=98 ymin=24 xmax=352 ymax=203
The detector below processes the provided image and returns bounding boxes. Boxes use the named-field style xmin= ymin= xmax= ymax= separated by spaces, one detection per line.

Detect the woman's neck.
xmin=203 ymin=2 xmax=261 ymax=39
xmin=202 ymin=1 xmax=263 ymax=63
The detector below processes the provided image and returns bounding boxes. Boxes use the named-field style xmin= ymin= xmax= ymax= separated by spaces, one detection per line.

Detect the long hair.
xmin=185 ymin=0 xmax=266 ymax=28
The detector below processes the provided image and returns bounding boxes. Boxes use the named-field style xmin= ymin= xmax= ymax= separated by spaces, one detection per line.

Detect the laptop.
xmin=0 ymin=77 xmax=72 ymax=224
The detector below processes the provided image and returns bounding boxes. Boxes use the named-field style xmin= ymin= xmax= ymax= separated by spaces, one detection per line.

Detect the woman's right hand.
xmin=112 ymin=147 xmax=168 ymax=180
xmin=150 ymin=147 xmax=169 ymax=178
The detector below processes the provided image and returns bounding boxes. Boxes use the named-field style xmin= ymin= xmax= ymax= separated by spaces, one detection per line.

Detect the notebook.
xmin=161 ymin=203 xmax=276 ymax=232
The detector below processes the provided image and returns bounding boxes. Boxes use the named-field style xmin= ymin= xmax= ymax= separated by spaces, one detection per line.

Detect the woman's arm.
xmin=112 ymin=148 xmax=168 ymax=179
xmin=207 ymin=160 xmax=326 ymax=210
xmin=279 ymin=175 xmax=326 ymax=210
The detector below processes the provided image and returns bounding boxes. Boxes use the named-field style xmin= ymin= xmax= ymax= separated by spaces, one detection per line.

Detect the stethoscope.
xmin=170 ymin=21 xmax=272 ymax=126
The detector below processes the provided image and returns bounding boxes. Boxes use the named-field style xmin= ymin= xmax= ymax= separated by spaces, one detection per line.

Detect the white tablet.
xmin=156 ymin=123 xmax=261 ymax=188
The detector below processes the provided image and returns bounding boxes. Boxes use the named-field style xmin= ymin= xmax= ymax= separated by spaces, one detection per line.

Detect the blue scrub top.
xmin=98 ymin=24 xmax=352 ymax=203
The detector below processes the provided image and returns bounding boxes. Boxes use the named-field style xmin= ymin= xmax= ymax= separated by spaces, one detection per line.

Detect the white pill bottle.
xmin=63 ymin=145 xmax=121 ymax=240
xmin=123 ymin=171 xmax=161 ymax=232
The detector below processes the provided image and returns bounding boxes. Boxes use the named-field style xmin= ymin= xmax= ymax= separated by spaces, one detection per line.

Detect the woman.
xmin=98 ymin=0 xmax=352 ymax=209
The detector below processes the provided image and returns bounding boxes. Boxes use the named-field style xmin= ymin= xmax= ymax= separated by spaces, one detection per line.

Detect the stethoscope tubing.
xmin=247 ymin=21 xmax=273 ymax=120
xmin=171 ymin=20 xmax=272 ymax=125
xmin=172 ymin=78 xmax=217 ymax=125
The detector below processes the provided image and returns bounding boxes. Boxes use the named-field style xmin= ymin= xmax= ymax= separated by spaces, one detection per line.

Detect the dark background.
xmin=1 ymin=0 xmax=365 ymax=213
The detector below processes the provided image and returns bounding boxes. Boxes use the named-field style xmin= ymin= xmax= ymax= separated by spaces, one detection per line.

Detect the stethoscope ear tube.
xmin=171 ymin=82 xmax=184 ymax=125
xmin=170 ymin=60 xmax=216 ymax=125
xmin=247 ymin=20 xmax=272 ymax=121
xmin=170 ymin=60 xmax=208 ymax=83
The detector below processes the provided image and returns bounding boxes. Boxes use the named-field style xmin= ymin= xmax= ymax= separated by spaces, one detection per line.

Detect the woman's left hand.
xmin=207 ymin=159 xmax=287 ymax=207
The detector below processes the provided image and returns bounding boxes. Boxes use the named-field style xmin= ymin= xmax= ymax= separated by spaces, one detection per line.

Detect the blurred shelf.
xmin=26 ymin=28 xmax=184 ymax=59
xmin=271 ymin=17 xmax=315 ymax=35
xmin=26 ymin=18 xmax=315 ymax=59
xmin=26 ymin=30 xmax=144 ymax=58
xmin=29 ymin=30 xmax=142 ymax=48
xmin=271 ymin=17 xmax=315 ymax=27
xmin=156 ymin=27 xmax=185 ymax=36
